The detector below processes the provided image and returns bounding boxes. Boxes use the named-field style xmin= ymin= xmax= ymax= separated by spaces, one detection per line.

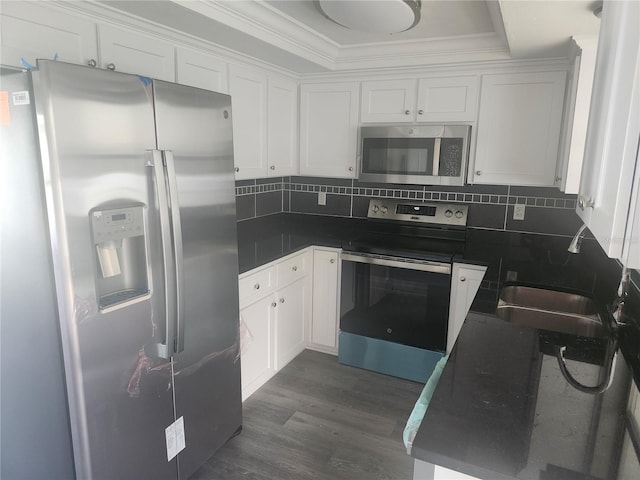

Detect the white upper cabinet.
xmin=98 ymin=25 xmax=175 ymax=81
xmin=472 ymin=71 xmax=566 ymax=186
xmin=627 ymin=178 xmax=640 ymax=269
xmin=416 ymin=76 xmax=479 ymax=122
xmin=229 ymin=64 xmax=268 ymax=180
xmin=555 ymin=37 xmax=598 ymax=194
xmin=360 ymin=79 xmax=417 ymax=123
xmin=360 ymin=76 xmax=478 ymax=123
xmin=577 ymin=0 xmax=640 ymax=265
xmin=267 ymin=74 xmax=298 ymax=177
xmin=300 ymin=82 xmax=360 ymax=178
xmin=0 ymin=2 xmax=98 ymax=68
xmin=176 ymin=47 xmax=228 ymax=93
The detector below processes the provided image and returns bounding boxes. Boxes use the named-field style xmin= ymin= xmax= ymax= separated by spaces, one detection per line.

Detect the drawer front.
xmin=239 ymin=266 xmax=275 ymax=306
xmin=277 ymin=250 xmax=310 ymax=287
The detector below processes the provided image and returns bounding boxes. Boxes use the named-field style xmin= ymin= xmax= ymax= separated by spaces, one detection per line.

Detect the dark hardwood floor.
xmin=191 ymin=350 xmax=423 ymax=480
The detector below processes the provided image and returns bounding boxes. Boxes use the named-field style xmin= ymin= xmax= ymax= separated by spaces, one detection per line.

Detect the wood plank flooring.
xmin=191 ymin=350 xmax=423 ymax=480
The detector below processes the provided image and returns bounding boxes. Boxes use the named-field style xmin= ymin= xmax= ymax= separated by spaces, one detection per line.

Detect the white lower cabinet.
xmin=238 ymin=249 xmax=311 ymax=401
xmin=240 ymin=295 xmax=275 ymax=402
xmin=309 ymin=248 xmax=340 ymax=354
xmin=274 ymin=278 xmax=308 ymax=370
xmin=447 ymin=263 xmax=487 ymax=353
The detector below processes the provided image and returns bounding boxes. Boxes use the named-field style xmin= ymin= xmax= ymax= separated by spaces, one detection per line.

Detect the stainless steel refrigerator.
xmin=1 ymin=60 xmax=242 ymax=479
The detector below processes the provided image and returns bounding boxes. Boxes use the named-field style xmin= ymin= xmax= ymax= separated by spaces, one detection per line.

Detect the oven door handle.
xmin=341 ymin=252 xmax=451 ymax=274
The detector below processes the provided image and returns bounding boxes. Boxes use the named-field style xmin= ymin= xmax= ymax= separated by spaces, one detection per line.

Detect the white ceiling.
xmin=99 ymin=0 xmax=601 ymax=74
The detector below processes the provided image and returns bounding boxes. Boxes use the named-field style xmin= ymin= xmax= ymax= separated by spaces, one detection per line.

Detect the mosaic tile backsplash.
xmin=235 ymin=176 xmax=583 ymax=237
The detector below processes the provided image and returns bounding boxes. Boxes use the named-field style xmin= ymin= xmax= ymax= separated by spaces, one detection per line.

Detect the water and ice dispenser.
xmin=90 ymin=205 xmax=149 ymax=310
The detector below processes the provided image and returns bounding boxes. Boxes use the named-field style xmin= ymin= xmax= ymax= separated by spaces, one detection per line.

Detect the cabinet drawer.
xmin=277 ymin=251 xmax=310 ymax=287
xmin=239 ymin=266 xmax=275 ymax=306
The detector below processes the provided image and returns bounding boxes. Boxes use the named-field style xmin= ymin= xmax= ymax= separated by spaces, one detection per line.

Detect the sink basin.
xmin=496 ymin=286 xmax=606 ymax=338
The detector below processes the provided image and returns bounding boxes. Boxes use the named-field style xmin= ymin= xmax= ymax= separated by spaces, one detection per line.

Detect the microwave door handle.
xmin=163 ymin=150 xmax=185 ymax=355
xmin=147 ymin=149 xmax=176 ymax=360
xmin=432 ymin=137 xmax=442 ymax=176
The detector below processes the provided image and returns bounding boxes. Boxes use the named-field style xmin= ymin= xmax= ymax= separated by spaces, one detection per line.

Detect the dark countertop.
xmin=411 ymin=312 xmax=636 ymax=480
xmin=237 ymin=213 xmax=640 ymax=480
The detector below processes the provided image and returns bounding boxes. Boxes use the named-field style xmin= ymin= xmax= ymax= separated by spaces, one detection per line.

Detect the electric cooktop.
xmin=343 ymin=199 xmax=469 ymax=262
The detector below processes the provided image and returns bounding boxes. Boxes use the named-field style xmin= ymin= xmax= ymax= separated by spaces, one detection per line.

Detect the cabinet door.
xmin=98 ymin=25 xmax=175 ymax=81
xmin=274 ymin=278 xmax=308 ymax=370
xmin=240 ymin=296 xmax=275 ymax=401
xmin=268 ymin=75 xmax=298 ymax=177
xmin=473 ymin=71 xmax=566 ymax=186
xmin=360 ymin=79 xmax=417 ymax=123
xmin=310 ymin=249 xmax=340 ymax=354
xmin=229 ymin=64 xmax=268 ymax=179
xmin=416 ymin=76 xmax=479 ymax=122
xmin=555 ymin=37 xmax=597 ymax=194
xmin=447 ymin=263 xmax=486 ymax=353
xmin=0 ymin=2 xmax=98 ymax=68
xmin=626 ymin=174 xmax=640 ymax=268
xmin=577 ymin=0 xmax=640 ymax=261
xmin=300 ymin=82 xmax=359 ymax=178
xmin=176 ymin=47 xmax=228 ymax=93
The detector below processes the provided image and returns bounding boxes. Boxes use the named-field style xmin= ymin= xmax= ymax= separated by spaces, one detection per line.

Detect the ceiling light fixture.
xmin=318 ymin=0 xmax=422 ymax=34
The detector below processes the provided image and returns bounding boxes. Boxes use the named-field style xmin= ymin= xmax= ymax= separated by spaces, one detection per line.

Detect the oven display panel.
xmin=396 ymin=204 xmax=437 ymax=216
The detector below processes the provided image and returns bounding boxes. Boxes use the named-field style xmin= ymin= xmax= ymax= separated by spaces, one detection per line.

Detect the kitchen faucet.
xmin=567 ymin=223 xmax=588 ymax=253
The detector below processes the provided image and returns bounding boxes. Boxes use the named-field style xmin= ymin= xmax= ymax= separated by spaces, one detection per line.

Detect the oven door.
xmin=340 ymin=252 xmax=451 ymax=352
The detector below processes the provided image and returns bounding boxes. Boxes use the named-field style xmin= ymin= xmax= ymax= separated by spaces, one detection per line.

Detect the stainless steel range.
xmin=339 ymin=199 xmax=469 ymax=383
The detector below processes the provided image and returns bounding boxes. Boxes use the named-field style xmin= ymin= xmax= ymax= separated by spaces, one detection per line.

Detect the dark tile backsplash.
xmin=236 ymin=176 xmax=581 ymax=238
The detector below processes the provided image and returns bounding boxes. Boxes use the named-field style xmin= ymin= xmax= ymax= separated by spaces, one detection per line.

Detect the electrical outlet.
xmin=513 ymin=204 xmax=526 ymax=220
xmin=318 ymin=191 xmax=327 ymax=206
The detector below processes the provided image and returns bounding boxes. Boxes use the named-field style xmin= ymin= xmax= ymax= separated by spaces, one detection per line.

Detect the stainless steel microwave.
xmin=359 ymin=125 xmax=471 ymax=186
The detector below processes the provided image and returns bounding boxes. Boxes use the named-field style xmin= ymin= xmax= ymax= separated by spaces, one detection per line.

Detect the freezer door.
xmin=153 ymin=80 xmax=242 ymax=478
xmin=32 ymin=61 xmax=178 ymax=480
xmin=0 ymin=67 xmax=75 ymax=480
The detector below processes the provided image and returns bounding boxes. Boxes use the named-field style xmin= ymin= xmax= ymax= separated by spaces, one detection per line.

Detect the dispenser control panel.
xmin=91 ymin=206 xmax=144 ymax=241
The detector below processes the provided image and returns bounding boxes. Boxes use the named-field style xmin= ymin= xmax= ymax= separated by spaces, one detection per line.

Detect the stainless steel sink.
xmin=496 ymin=286 xmax=606 ymax=338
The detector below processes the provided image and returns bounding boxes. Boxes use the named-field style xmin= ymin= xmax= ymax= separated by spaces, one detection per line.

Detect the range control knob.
xmin=444 ymin=209 xmax=453 ymax=218
xmin=373 ymin=205 xmax=380 ymax=213
xmin=455 ymin=210 xmax=464 ymax=219
xmin=380 ymin=205 xmax=388 ymax=214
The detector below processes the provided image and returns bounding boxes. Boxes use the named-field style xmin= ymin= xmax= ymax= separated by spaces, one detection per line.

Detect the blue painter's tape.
xmin=138 ymin=76 xmax=152 ymax=86
xmin=20 ymin=58 xmax=36 ymax=70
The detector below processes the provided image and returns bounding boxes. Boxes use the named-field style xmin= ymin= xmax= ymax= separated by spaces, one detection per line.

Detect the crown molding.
xmin=51 ymin=1 xmax=565 ymax=76
xmin=165 ymin=0 xmax=514 ymax=73
xmin=179 ymin=0 xmax=339 ymax=70
xmin=332 ymin=33 xmax=510 ymax=70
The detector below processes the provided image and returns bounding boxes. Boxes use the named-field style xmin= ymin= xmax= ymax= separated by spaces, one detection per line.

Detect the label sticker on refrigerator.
xmin=165 ymin=417 xmax=186 ymax=461
xmin=165 ymin=422 xmax=178 ymax=461
xmin=175 ymin=416 xmax=186 ymax=454
xmin=12 ymin=91 xmax=30 ymax=106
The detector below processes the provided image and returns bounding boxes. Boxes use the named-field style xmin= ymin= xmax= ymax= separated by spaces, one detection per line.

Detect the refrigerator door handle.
xmin=147 ymin=149 xmax=176 ymax=359
xmin=163 ymin=150 xmax=185 ymax=354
